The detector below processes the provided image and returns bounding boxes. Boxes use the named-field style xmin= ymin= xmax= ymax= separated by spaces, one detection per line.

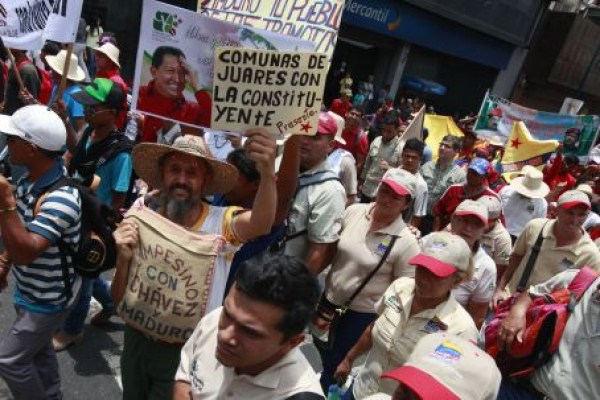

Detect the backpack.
xmin=34 ymin=176 xmax=120 ymax=282
xmin=484 ymin=266 xmax=599 ymax=379
xmin=17 ymin=60 xmax=53 ymax=105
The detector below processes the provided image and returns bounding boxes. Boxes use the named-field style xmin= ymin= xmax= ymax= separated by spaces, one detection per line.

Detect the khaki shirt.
xmin=175 ymin=308 xmax=324 ymax=399
xmin=325 ymin=204 xmax=420 ymax=313
xmin=360 ymin=136 xmax=402 ymax=198
xmin=530 ymin=270 xmax=600 ymax=399
xmin=353 ymin=278 xmax=478 ymax=398
xmin=285 ymin=160 xmax=346 ymax=260
xmin=420 ymin=160 xmax=466 ymax=214
xmin=509 ymin=218 xmax=600 ymax=293
xmin=481 ymin=221 xmax=512 ymax=266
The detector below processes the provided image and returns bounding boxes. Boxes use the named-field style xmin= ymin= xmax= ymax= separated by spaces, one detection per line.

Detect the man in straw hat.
xmin=498 ymin=165 xmax=548 ymax=243
xmin=492 ymin=190 xmax=600 ymax=307
xmin=111 ymin=130 xmax=277 ymax=399
xmin=137 ymin=46 xmax=212 ymax=143
xmin=94 ymin=42 xmax=128 ymax=128
xmin=44 ymin=49 xmax=87 ymax=132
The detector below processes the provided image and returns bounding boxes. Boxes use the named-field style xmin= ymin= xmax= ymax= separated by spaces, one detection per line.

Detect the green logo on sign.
xmin=153 ymin=11 xmax=182 ymax=36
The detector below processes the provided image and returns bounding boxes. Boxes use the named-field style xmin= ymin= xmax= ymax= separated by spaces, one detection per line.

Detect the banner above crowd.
xmin=474 ymin=92 xmax=600 ymax=162
xmin=132 ymin=0 xmax=315 ymax=132
xmin=198 ymin=0 xmax=344 ymax=60
xmin=212 ymin=48 xmax=327 ymax=136
xmin=0 ymin=0 xmax=84 ymax=50
xmin=500 ymin=122 xmax=559 ymax=176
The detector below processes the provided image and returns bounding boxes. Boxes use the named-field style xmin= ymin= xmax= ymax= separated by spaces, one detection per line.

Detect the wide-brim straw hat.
xmin=94 ymin=43 xmax=121 ymax=69
xmin=132 ymin=135 xmax=239 ymax=195
xmin=510 ymin=166 xmax=549 ymax=199
xmin=45 ymin=50 xmax=86 ymax=82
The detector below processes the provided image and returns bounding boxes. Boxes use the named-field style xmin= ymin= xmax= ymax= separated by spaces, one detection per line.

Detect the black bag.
xmin=312 ymin=235 xmax=399 ymax=351
xmin=35 ymin=176 xmax=120 ymax=283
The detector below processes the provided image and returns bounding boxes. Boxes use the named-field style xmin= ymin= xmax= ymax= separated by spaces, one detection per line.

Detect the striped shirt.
xmin=12 ymin=166 xmax=82 ymax=313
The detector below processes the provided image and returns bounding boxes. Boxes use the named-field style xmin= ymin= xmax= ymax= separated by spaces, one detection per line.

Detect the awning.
xmin=401 ymin=75 xmax=447 ymax=96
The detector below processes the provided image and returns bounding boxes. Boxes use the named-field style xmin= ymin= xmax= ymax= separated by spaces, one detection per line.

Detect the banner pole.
xmin=55 ymin=43 xmax=74 ymax=104
xmin=5 ymin=48 xmax=25 ymax=93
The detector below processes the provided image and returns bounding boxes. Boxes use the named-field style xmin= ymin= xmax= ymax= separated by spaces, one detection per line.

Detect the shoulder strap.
xmin=345 ymin=235 xmax=399 ymax=307
xmin=516 ymin=222 xmax=548 ymax=293
xmin=297 ymin=171 xmax=340 ymax=193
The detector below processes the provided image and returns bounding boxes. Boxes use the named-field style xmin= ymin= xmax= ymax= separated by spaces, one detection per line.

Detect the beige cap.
xmin=409 ymin=232 xmax=472 ymax=277
xmin=558 ymin=190 xmax=591 ymax=210
xmin=510 ymin=166 xmax=549 ymax=199
xmin=382 ymin=332 xmax=501 ymax=400
xmin=453 ymin=199 xmax=489 ymax=224
xmin=477 ymin=195 xmax=502 ymax=220
xmin=94 ymin=43 xmax=121 ymax=68
xmin=380 ymin=168 xmax=418 ymax=199
xmin=45 ymin=49 xmax=86 ymax=82
xmin=327 ymin=111 xmax=346 ymax=145
xmin=576 ymin=184 xmax=599 ymax=201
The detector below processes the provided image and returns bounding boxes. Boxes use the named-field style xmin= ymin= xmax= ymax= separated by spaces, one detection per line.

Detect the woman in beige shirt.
xmin=315 ymin=168 xmax=420 ymax=392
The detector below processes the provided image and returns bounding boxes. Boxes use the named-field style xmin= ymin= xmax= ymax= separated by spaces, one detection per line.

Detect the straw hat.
xmin=576 ymin=184 xmax=599 ymax=201
xmin=45 ymin=50 xmax=86 ymax=82
xmin=132 ymin=135 xmax=239 ymax=195
xmin=94 ymin=43 xmax=121 ymax=69
xmin=510 ymin=166 xmax=549 ymax=199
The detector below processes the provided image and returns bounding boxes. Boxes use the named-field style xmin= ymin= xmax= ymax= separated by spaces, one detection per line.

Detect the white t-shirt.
xmin=499 ymin=186 xmax=547 ymax=237
xmin=583 ymin=211 xmax=600 ymax=230
xmin=452 ymin=246 xmax=496 ymax=305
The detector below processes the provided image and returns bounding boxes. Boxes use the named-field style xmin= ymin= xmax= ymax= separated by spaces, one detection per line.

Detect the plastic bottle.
xmin=327 ymin=384 xmax=341 ymax=400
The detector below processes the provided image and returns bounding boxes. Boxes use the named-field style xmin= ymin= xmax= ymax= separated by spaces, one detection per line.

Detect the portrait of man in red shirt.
xmin=137 ymin=46 xmax=212 ymax=142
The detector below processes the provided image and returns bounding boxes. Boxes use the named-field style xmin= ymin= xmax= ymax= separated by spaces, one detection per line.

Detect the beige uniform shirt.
xmin=481 ymin=220 xmax=512 ymax=267
xmin=361 ymin=136 xmax=402 ymax=198
xmin=529 ymin=270 xmax=600 ymax=399
xmin=509 ymin=218 xmax=600 ymax=293
xmin=175 ymin=308 xmax=324 ymax=400
xmin=325 ymin=204 xmax=420 ymax=313
xmin=285 ymin=160 xmax=346 ymax=260
xmin=353 ymin=278 xmax=478 ymax=398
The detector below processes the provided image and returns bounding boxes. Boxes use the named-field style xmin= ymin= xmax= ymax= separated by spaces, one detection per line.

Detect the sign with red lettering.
xmin=211 ymin=47 xmax=327 ymax=136
xmin=117 ymin=205 xmax=224 ymax=344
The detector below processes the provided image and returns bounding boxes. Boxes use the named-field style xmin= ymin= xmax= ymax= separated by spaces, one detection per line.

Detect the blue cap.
xmin=468 ymin=157 xmax=490 ymax=175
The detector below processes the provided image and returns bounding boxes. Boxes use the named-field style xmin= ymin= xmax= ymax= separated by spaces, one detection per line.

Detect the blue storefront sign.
xmin=342 ymin=0 xmax=513 ymax=70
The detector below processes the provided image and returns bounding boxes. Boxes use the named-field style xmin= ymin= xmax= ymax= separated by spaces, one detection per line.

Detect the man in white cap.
xmin=94 ymin=42 xmax=128 ymax=128
xmin=371 ymin=333 xmax=500 ymax=400
xmin=326 ymin=111 xmax=357 ymax=206
xmin=112 ymin=130 xmax=278 ymax=399
xmin=498 ymin=166 xmax=549 ymax=243
xmin=45 ymin=49 xmax=87 ymax=132
xmin=492 ymin=190 xmax=600 ymax=307
xmin=0 ymin=105 xmax=82 ymax=399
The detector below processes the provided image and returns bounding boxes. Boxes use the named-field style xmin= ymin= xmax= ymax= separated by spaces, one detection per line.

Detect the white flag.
xmin=0 ymin=0 xmax=84 ymax=50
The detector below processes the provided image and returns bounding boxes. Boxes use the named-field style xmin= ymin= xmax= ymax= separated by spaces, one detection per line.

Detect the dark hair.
xmin=227 ymin=148 xmax=259 ymax=183
xmin=382 ymin=113 xmax=400 ymax=127
xmin=422 ymin=127 xmax=429 ymax=141
xmin=152 ymin=46 xmax=185 ymax=69
xmin=564 ymin=154 xmax=580 ymax=167
xmin=441 ymin=135 xmax=462 ymax=151
xmin=234 ymin=253 xmax=320 ymax=340
xmin=349 ymin=106 xmax=363 ymax=117
xmin=403 ymin=138 xmax=425 ymax=157
xmin=42 ymin=40 xmax=61 ymax=56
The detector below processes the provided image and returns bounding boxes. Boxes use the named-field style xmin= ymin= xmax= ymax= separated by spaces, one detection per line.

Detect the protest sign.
xmin=211 ymin=47 xmax=327 ymax=136
xmin=559 ymin=97 xmax=584 ymax=116
xmin=474 ymin=92 xmax=600 ymax=162
xmin=132 ymin=0 xmax=315 ymax=131
xmin=117 ymin=206 xmax=223 ymax=344
xmin=0 ymin=0 xmax=84 ymax=50
xmin=198 ymin=0 xmax=344 ymax=60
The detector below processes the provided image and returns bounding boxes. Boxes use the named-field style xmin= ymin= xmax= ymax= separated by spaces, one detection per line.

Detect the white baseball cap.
xmin=0 ymin=105 xmax=66 ymax=151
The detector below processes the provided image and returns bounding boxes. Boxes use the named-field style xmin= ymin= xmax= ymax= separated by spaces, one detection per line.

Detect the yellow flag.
xmin=424 ymin=115 xmax=463 ymax=159
xmin=501 ymin=121 xmax=558 ymax=177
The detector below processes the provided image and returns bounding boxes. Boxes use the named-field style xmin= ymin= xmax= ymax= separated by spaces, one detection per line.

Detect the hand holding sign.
xmin=245 ymin=129 xmax=277 ymax=177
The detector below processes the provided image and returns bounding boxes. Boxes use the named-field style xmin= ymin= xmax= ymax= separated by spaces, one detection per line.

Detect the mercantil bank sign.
xmin=343 ymin=0 xmax=402 ymax=31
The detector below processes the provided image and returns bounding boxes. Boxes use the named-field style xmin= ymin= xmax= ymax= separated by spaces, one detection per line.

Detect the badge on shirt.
xmin=384 ymin=294 xmax=402 ymax=313
xmin=559 ymin=258 xmax=574 ymax=271
xmin=190 ymin=359 xmax=205 ymax=392
xmin=421 ymin=317 xmax=448 ymax=333
xmin=375 ymin=236 xmax=393 ymax=256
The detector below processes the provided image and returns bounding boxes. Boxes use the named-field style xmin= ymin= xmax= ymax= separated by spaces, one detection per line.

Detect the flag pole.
xmin=5 ymin=48 xmax=25 ymax=93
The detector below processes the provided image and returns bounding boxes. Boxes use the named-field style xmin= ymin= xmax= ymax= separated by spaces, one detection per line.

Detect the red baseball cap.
xmin=317 ymin=111 xmax=338 ymax=135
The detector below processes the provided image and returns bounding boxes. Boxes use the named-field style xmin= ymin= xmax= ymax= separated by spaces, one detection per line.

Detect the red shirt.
xmin=338 ymin=126 xmax=368 ymax=160
xmin=329 ymin=98 xmax=351 ymax=118
xmin=433 ymin=184 xmax=500 ymax=227
xmin=137 ymin=81 xmax=212 ymax=142
xmin=96 ymin=68 xmax=128 ymax=129
xmin=543 ymin=152 xmax=576 ymax=198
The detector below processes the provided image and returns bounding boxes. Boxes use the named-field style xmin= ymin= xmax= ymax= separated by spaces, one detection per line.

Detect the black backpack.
xmin=34 ymin=176 xmax=120 ymax=292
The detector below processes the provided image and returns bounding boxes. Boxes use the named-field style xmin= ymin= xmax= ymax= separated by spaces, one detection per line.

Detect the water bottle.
xmin=327 ymin=384 xmax=341 ymax=400
xmin=125 ymin=113 xmax=139 ymax=141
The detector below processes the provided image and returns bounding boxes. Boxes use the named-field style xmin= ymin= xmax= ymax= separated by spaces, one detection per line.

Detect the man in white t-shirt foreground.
xmin=173 ymin=253 xmax=324 ymax=400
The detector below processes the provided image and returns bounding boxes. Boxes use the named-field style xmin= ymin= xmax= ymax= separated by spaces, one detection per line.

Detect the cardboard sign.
xmin=117 ymin=205 xmax=224 ymax=344
xmin=211 ymin=47 xmax=327 ymax=136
